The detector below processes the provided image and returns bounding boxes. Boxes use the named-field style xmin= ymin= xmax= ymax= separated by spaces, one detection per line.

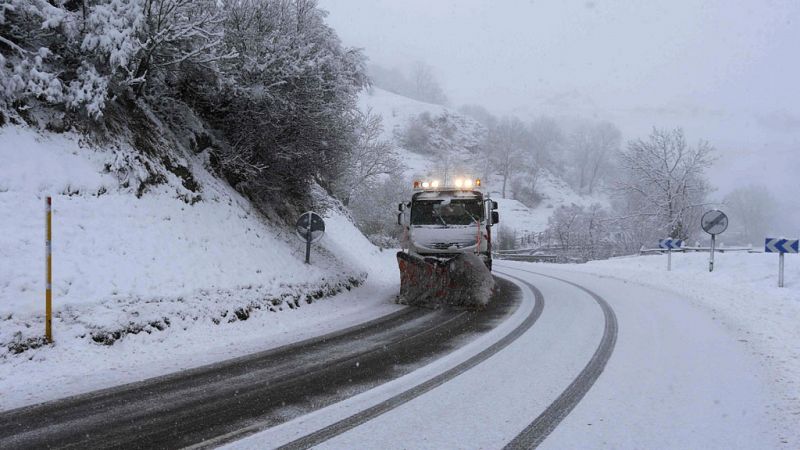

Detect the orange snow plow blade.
xmin=396 ymin=251 xmax=495 ymax=309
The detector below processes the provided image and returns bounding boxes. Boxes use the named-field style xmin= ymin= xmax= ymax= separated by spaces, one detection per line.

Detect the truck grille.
xmin=429 ymin=241 xmax=473 ymax=250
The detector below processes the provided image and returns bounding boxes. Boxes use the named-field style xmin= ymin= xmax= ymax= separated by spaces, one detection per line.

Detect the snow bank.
xmin=555 ymin=251 xmax=800 ymax=418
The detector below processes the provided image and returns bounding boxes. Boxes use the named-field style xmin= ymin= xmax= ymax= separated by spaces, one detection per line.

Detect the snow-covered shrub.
xmin=0 ymin=0 xmax=369 ymax=214
xmin=195 ymin=0 xmax=368 ymax=210
xmin=399 ymin=112 xmax=434 ymax=153
xmin=544 ymin=203 xmax=615 ymax=262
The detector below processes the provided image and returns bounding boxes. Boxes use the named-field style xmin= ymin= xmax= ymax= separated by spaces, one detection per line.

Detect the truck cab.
xmin=399 ymin=178 xmax=499 ymax=270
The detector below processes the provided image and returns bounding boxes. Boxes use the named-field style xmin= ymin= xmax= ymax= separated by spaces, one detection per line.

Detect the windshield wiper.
xmin=463 ymin=209 xmax=480 ymax=224
xmin=432 ymin=208 xmax=448 ymax=226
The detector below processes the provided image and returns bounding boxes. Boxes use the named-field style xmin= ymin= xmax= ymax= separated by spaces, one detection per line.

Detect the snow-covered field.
xmin=0 ymin=125 xmax=402 ymax=410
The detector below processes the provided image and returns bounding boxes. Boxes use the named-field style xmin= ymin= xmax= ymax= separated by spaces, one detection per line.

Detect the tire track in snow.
xmin=274 ymin=273 xmax=545 ymax=450
xmin=0 ymin=307 xmax=466 ymax=449
xmin=497 ymin=264 xmax=618 ymax=450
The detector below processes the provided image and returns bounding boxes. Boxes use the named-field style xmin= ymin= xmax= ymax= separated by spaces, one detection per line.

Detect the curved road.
xmin=241 ymin=267 xmax=617 ymax=450
xmin=271 ymin=263 xmax=778 ymax=450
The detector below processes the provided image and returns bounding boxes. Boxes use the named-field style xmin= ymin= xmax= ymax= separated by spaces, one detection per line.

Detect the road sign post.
xmin=295 ymin=211 xmax=325 ymax=264
xmin=659 ymin=238 xmax=683 ymax=271
xmin=305 ymin=212 xmax=312 ymax=264
xmin=668 ymin=247 xmax=672 ymax=271
xmin=765 ymin=238 xmax=799 ymax=287
xmin=710 ymin=234 xmax=716 ymax=272
xmin=701 ymin=210 xmax=728 ymax=272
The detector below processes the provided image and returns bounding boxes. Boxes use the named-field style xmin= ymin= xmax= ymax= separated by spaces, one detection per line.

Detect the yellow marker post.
xmin=46 ymin=196 xmax=52 ymax=343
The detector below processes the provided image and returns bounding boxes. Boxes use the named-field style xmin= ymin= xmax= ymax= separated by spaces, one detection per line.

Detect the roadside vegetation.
xmin=1 ymin=0 xmax=368 ymax=219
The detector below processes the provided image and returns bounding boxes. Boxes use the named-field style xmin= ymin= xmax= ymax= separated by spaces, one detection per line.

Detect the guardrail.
xmin=639 ymin=245 xmax=760 ymax=254
xmin=494 ymin=253 xmax=559 ymax=263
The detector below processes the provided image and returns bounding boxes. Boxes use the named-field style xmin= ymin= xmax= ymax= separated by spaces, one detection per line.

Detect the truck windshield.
xmin=410 ymin=199 xmax=484 ymax=226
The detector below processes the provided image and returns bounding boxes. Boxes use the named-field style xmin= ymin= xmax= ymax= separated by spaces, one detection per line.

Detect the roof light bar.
xmin=413 ymin=178 xmax=482 ymax=190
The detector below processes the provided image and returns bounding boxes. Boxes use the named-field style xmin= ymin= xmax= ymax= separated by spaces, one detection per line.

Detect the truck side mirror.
xmin=492 ymin=211 xmax=499 ymax=224
xmin=397 ymin=212 xmax=403 ymax=226
xmin=491 ymin=201 xmax=498 ymax=210
xmin=398 ymin=203 xmax=404 ymax=212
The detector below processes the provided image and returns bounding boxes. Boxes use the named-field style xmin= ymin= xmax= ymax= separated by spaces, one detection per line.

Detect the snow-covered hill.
xmin=494 ymin=170 xmax=609 ymax=241
xmin=358 ymin=87 xmax=484 ymax=180
xmin=0 ymin=125 xmax=402 ymax=408
xmin=358 ymin=88 xmax=608 ymax=241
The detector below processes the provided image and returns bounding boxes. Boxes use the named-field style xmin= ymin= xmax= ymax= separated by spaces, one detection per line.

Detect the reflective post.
xmin=779 ymin=252 xmax=785 ymax=288
xmin=45 ymin=196 xmax=52 ymax=342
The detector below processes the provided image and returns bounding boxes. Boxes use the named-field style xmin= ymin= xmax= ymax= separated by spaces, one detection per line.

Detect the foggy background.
xmin=319 ymin=0 xmax=800 ymax=232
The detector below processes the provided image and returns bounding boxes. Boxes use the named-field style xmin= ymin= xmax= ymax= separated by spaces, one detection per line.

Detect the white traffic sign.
xmin=295 ymin=211 xmax=325 ymax=243
xmin=701 ymin=209 xmax=728 ymax=272
xmin=701 ymin=210 xmax=728 ymax=235
xmin=295 ymin=211 xmax=325 ymax=264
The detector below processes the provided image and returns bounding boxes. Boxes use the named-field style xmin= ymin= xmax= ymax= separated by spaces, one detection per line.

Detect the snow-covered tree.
xmin=336 ymin=108 xmax=404 ymax=206
xmin=128 ymin=0 xmax=229 ymax=97
xmin=512 ymin=117 xmax=564 ymax=206
xmin=488 ymin=116 xmax=527 ymax=198
xmin=566 ymin=121 xmax=620 ymax=195
xmin=410 ymin=61 xmax=448 ymax=105
xmin=0 ymin=1 xmax=72 ymax=114
xmin=723 ymin=184 xmax=778 ymax=245
xmin=545 ymin=203 xmax=613 ymax=261
xmin=205 ymin=0 xmax=368 ymax=203
xmin=347 ymin=172 xmax=410 ymax=246
xmin=1 ymin=0 xmax=369 ymax=213
xmin=0 ymin=0 xmax=228 ymax=119
xmin=616 ymin=127 xmax=715 ymax=240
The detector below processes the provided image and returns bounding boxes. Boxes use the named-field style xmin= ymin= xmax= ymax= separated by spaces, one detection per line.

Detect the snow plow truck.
xmin=397 ymin=178 xmax=499 ymax=308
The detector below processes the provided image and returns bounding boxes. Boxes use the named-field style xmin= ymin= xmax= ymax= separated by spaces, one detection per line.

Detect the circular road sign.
xmin=295 ymin=211 xmax=325 ymax=243
xmin=701 ymin=209 xmax=728 ymax=235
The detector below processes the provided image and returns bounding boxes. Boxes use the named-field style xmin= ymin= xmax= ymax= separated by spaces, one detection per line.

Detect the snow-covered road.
xmin=229 ymin=262 xmax=788 ymax=449
xmin=1 ymin=260 xmax=790 ymax=449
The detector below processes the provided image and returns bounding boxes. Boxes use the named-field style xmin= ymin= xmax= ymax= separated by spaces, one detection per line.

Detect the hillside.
xmin=358 ymin=87 xmax=485 ymax=180
xmin=0 ymin=124 xmax=401 ymax=408
xmin=358 ymin=87 xmax=608 ymax=243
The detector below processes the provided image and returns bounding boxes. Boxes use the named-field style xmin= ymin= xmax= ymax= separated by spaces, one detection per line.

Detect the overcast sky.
xmin=319 ymin=0 xmax=799 ymax=222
